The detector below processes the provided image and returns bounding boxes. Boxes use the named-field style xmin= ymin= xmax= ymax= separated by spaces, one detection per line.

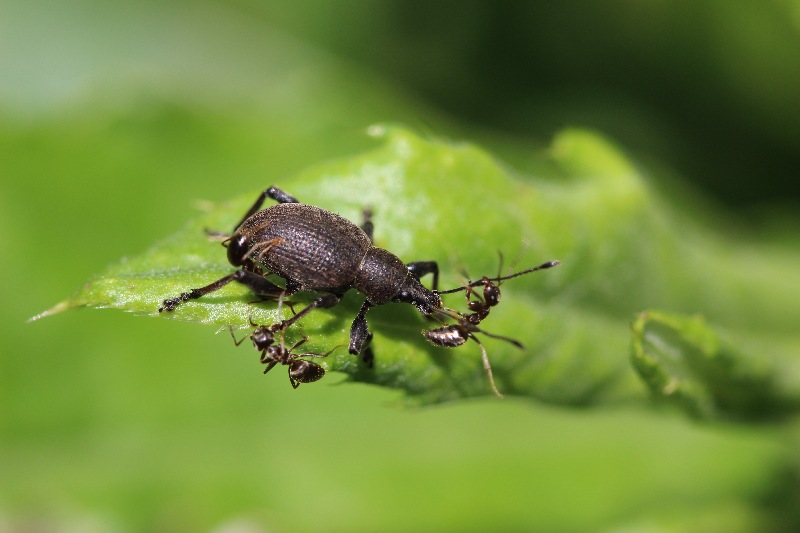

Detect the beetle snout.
xmin=394 ymin=279 xmax=441 ymax=312
xmin=421 ymin=290 xmax=442 ymax=311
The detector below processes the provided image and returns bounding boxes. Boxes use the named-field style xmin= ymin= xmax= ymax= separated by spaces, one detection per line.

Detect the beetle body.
xmin=224 ymin=197 xmax=442 ymax=317
xmin=233 ymin=203 xmax=372 ymax=294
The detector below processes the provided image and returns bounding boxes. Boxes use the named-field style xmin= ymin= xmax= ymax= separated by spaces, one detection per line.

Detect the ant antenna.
xmin=475 ymin=327 xmax=524 ymax=349
xmin=507 ymin=241 xmax=533 ymax=277
xmin=457 ymin=250 xmax=505 ymax=289
xmin=438 ymin=260 xmax=559 ymax=295
xmin=496 ymin=250 xmax=506 ymax=280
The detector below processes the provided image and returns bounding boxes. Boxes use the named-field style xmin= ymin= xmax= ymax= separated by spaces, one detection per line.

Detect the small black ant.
xmin=424 ymin=259 xmax=558 ymax=397
xmin=229 ymin=323 xmax=341 ymax=388
xmin=458 ymin=251 xmax=520 ymax=326
xmin=461 ymin=275 xmax=500 ymax=325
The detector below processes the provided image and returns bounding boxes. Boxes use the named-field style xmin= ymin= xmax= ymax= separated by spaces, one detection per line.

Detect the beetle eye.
xmin=227 ymin=234 xmax=249 ymax=266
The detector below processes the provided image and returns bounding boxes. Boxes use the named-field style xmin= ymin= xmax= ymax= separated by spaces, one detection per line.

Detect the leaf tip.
xmin=28 ymin=300 xmax=73 ymax=322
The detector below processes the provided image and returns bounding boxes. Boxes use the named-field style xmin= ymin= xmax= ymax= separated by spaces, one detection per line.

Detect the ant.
xmin=424 ymin=258 xmax=557 ymax=398
xmin=461 ymin=275 xmax=500 ymax=325
xmin=229 ymin=322 xmax=341 ymax=388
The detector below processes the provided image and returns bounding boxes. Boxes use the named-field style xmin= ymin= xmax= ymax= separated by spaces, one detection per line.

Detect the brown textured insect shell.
xmin=239 ymin=203 xmax=372 ymax=293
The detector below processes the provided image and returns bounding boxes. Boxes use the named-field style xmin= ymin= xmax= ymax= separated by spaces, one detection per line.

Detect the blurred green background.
xmin=2 ymin=1 xmax=800 ymax=531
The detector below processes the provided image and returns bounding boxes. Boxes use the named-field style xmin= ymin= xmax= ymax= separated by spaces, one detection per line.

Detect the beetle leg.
xmin=265 ymin=185 xmax=299 ymax=204
xmin=406 ymin=261 xmax=440 ymax=291
xmin=231 ymin=191 xmax=269 ymax=232
xmin=360 ymin=207 xmax=374 ymax=242
xmin=348 ymin=301 xmax=374 ymax=356
xmin=279 ymin=293 xmax=341 ymax=330
xmin=158 ymin=270 xmax=285 ymax=312
xmin=241 ymin=272 xmax=288 ymax=299
xmin=229 ymin=186 xmax=299 ymax=232
xmin=361 ymin=346 xmax=375 ymax=368
xmin=159 ymin=272 xmax=240 ymax=312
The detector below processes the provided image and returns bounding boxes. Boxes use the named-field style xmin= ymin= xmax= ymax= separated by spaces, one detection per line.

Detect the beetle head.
xmin=227 ymin=234 xmax=249 ymax=266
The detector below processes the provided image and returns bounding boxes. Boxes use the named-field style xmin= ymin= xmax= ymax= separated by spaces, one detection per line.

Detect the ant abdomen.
xmin=289 ymin=359 xmax=326 ymax=387
xmin=424 ymin=325 xmax=469 ymax=348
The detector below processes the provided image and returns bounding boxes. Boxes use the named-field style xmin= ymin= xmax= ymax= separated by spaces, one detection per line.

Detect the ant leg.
xmin=159 ymin=270 xmax=285 ymax=312
xmin=228 ymin=326 xmax=249 ymax=346
xmin=296 ymin=344 xmax=343 ymax=359
xmin=348 ymin=301 xmax=374 ymax=357
xmin=406 ymin=261 xmax=439 ymax=291
xmin=288 ymin=336 xmax=308 ymax=352
xmin=472 ymin=336 xmax=503 ymax=399
xmin=263 ymin=360 xmax=279 ymax=375
xmin=360 ymin=207 xmax=374 ymax=242
xmin=279 ymin=293 xmax=341 ymax=329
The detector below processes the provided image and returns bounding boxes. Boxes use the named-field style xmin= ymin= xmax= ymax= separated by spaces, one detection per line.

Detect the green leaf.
xmin=29 ymin=126 xmax=590 ymax=403
xmin=631 ymin=310 xmax=800 ymax=420
xmin=33 ymin=125 xmax=800 ymax=407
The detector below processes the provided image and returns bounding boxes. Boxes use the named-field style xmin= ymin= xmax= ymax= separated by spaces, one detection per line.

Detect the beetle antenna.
xmin=204 ymin=228 xmax=231 ymax=242
xmin=429 ymin=306 xmax=463 ymax=324
xmin=438 ymin=260 xmax=559 ymax=295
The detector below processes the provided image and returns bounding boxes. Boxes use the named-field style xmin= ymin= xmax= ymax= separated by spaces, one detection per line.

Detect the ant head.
xmin=251 ymin=325 xmax=276 ymax=351
xmin=480 ymin=277 xmax=501 ymax=307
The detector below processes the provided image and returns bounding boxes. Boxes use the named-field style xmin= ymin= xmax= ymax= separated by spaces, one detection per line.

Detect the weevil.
xmin=160 ymin=185 xmax=559 ymax=396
